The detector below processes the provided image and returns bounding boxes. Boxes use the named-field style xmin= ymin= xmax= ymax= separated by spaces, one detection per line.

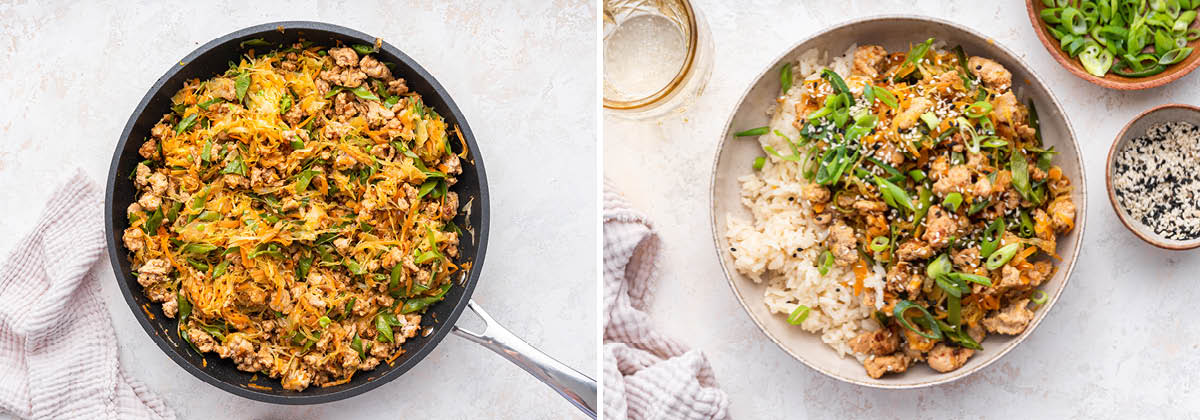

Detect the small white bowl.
xmin=708 ymin=15 xmax=1087 ymax=388
xmin=1106 ymin=104 xmax=1200 ymax=250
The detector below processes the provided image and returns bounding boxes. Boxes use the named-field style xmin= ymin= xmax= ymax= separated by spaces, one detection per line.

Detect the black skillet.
xmin=103 ymin=21 xmax=595 ymax=416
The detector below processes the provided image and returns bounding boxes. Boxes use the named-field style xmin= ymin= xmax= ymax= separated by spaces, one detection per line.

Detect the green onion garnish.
xmin=948 ymin=272 xmax=992 ymax=287
xmin=986 ymin=243 xmax=1021 ymax=270
xmin=753 ymin=156 xmax=766 ymax=170
xmin=947 ymin=295 xmax=962 ymax=326
xmin=927 ymin=254 xmax=952 ymax=280
xmin=908 ymin=169 xmax=926 ymax=182
xmin=1031 ymin=289 xmax=1049 ymax=305
xmin=869 ymin=236 xmax=890 ymax=253
xmin=788 ymin=305 xmax=811 ymax=325
xmin=894 ymin=300 xmax=942 ymax=340
xmin=980 ymin=218 xmax=1005 ymax=258
xmin=734 ymin=126 xmax=769 ymax=137
xmin=818 ymin=250 xmax=833 ymax=276
xmin=780 ymin=63 xmax=793 ymax=94
xmin=965 ymin=101 xmax=993 ymax=119
xmin=943 ymin=192 xmax=963 ymax=213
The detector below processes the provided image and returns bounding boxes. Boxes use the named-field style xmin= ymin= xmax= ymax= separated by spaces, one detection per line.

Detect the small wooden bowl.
xmin=1106 ymin=104 xmax=1200 ymax=250
xmin=1025 ymin=0 xmax=1200 ymax=90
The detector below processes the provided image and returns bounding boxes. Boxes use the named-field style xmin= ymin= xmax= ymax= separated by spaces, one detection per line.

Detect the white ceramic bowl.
xmin=709 ymin=15 xmax=1087 ymax=388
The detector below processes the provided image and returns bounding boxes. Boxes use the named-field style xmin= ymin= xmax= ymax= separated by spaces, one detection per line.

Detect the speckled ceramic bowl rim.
xmin=708 ymin=14 xmax=1087 ymax=389
xmin=1105 ymin=103 xmax=1200 ymax=250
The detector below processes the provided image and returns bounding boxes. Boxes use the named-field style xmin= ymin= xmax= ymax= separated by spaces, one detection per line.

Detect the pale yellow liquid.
xmin=603 ymin=14 xmax=686 ymax=101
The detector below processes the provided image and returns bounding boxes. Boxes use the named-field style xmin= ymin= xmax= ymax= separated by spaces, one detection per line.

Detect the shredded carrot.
xmin=321 ymin=370 xmax=355 ymax=387
xmin=386 ymin=348 xmax=406 ymax=364
xmin=812 ymin=202 xmax=825 ymax=213
xmin=852 ymin=260 xmax=867 ymax=296
xmin=454 ymin=124 xmax=469 ymax=159
xmin=240 ymin=246 xmax=253 ymax=268
xmin=141 ymin=304 xmax=155 ymax=319
xmin=157 ymin=227 xmax=183 ymax=272
xmin=1014 ymin=245 xmax=1038 ymax=264
xmin=246 ymin=383 xmax=272 ymax=391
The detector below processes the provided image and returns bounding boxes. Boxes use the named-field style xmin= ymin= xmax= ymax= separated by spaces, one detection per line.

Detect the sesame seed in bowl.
xmin=1107 ymin=104 xmax=1200 ymax=250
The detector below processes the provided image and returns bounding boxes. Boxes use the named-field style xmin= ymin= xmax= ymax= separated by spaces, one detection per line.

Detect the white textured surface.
xmin=0 ymin=1 xmax=595 ymax=419
xmin=604 ymin=1 xmax=1200 ymax=418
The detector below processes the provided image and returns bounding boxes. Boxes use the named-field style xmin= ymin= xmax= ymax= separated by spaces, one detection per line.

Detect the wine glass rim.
xmin=601 ymin=0 xmax=700 ymax=111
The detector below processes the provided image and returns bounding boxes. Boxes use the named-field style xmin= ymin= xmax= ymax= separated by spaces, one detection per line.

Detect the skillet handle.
xmin=451 ymin=299 xmax=597 ymax=418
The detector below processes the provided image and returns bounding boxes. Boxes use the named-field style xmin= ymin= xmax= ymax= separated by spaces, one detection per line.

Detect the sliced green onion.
xmin=927 ymin=254 xmax=952 ymax=280
xmin=919 ymin=112 xmax=941 ymax=130
xmin=1159 ymin=47 xmax=1194 ymax=65
xmin=780 ymin=63 xmax=793 ymax=94
xmin=980 ymin=137 xmax=1009 ymax=148
xmin=947 ymin=295 xmax=962 ymax=325
xmin=1042 ymin=7 xmax=1065 ymax=24
xmin=948 ymin=272 xmax=993 ymax=287
xmin=818 ymin=250 xmax=833 ymax=276
xmin=1063 ymin=7 xmax=1089 ymax=35
xmin=1031 ymin=289 xmax=1050 ymax=305
xmin=318 ymin=316 xmax=331 ymax=328
xmin=820 ymin=69 xmax=852 ymax=96
xmin=1010 ymin=148 xmax=1033 ymax=202
xmin=788 ymin=305 xmax=811 ymax=325
xmin=1080 ymin=44 xmax=1115 ymax=76
xmin=753 ymin=156 xmax=766 ymax=170
xmin=869 ymin=236 xmax=890 ymax=253
xmin=913 ymin=187 xmax=933 ymax=226
xmin=965 ymin=101 xmax=993 ymax=118
xmin=874 ymin=176 xmax=916 ymax=212
xmin=943 ymin=192 xmax=964 ymax=213
xmin=986 ymin=243 xmax=1022 ymax=270
xmin=1019 ymin=210 xmax=1036 ymax=238
xmin=735 ymin=126 xmax=769 ymax=137
xmin=894 ymin=300 xmax=942 ymax=340
xmin=980 ymin=218 xmax=1005 ymax=258
xmin=873 ymin=86 xmax=899 ymax=109
xmin=935 ymin=274 xmax=967 ymax=298
xmin=908 ymin=169 xmax=927 ymax=182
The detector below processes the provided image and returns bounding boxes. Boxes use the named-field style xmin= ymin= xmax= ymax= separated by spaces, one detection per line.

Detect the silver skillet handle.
xmin=451 ymin=299 xmax=597 ymax=418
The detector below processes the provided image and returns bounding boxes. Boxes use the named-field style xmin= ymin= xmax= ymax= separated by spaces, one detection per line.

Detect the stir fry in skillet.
xmin=123 ymin=41 xmax=469 ymax=390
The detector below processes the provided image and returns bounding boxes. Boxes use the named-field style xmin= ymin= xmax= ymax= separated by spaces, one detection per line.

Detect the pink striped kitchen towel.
xmin=603 ymin=179 xmax=729 ymax=420
xmin=0 ymin=170 xmax=175 ymax=419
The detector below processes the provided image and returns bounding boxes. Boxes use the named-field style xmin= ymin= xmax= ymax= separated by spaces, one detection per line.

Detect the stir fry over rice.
xmin=122 ymin=41 xmax=469 ymax=390
xmin=727 ymin=39 xmax=1075 ymax=378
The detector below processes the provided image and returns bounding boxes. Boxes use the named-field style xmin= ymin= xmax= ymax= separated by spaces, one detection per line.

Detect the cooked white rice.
xmin=725 ymin=45 xmax=887 ymax=358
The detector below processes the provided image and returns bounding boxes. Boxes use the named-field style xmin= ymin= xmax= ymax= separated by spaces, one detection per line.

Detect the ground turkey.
xmin=863 ymin=354 xmax=911 ymax=379
xmin=828 ymin=222 xmax=859 ymax=267
xmin=982 ymin=298 xmax=1035 ymax=335
xmin=927 ymin=343 xmax=974 ymax=373
xmin=848 ymin=328 xmax=900 ymax=356
xmin=968 ymin=56 xmax=1012 ymax=91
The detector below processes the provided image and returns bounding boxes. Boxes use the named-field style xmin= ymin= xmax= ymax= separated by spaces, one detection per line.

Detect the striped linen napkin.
xmin=0 ymin=170 xmax=175 ymax=419
xmin=602 ymin=179 xmax=729 ymax=420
